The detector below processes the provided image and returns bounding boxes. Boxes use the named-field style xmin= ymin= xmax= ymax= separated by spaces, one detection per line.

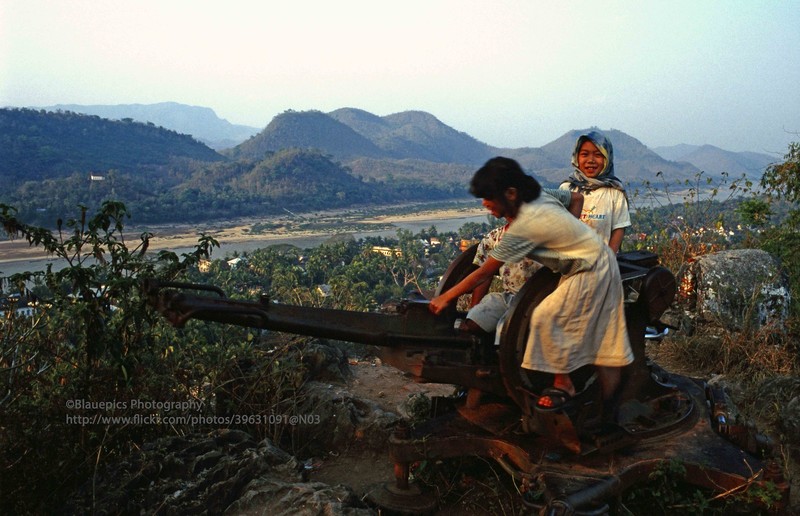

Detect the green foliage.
xmin=458 ymin=220 xmax=494 ymax=240
xmin=761 ymin=141 xmax=800 ymax=204
xmin=755 ymin=141 xmax=800 ymax=322
xmin=759 ymin=220 xmax=800 ymax=322
xmin=0 ymin=108 xmax=223 ymax=182
xmin=621 ymin=459 xmax=782 ymax=514
xmin=0 ymin=201 xmax=222 ymax=513
xmin=622 ymin=460 xmax=711 ymax=514
xmin=620 ymin=460 xmax=781 ymax=516
xmin=193 ymin=228 xmax=461 ymax=312
xmin=735 ymin=198 xmax=772 ymax=228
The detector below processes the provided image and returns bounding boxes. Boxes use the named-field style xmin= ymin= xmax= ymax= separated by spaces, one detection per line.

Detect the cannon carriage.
xmin=144 ymin=247 xmax=787 ymax=514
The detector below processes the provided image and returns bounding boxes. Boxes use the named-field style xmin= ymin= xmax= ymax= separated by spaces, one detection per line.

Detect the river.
xmin=0 ymin=213 xmax=489 ymax=278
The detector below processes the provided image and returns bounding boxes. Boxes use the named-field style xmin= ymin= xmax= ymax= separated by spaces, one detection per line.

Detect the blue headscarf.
xmin=561 ymin=130 xmax=626 ymax=193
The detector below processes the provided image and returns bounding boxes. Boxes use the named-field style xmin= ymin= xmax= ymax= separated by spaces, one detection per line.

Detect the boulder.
xmin=685 ymin=249 xmax=790 ymax=331
xmin=227 ymin=480 xmax=373 ymax=516
xmin=65 ymin=429 xmax=374 ymax=515
xmin=64 ymin=339 xmax=396 ymax=515
xmin=292 ymin=381 xmax=399 ymax=455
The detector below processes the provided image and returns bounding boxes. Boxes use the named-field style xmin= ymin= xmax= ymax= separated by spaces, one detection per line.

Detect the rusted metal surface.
xmin=143 ymin=279 xmax=469 ymax=347
xmin=383 ymin=370 xmax=778 ymax=513
xmin=143 ymin=249 xmax=789 ymax=513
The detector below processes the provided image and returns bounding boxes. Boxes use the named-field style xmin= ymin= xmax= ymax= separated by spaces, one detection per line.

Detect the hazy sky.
xmin=2 ymin=0 xmax=799 ymax=155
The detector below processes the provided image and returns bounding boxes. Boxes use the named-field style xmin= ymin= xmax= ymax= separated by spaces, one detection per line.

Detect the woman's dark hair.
xmin=469 ymin=157 xmax=541 ymax=202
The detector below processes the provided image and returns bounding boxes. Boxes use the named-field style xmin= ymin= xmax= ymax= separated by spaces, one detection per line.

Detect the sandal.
xmin=535 ymin=387 xmax=574 ymax=412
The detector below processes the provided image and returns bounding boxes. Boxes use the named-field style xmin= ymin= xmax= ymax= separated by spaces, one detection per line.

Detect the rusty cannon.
xmin=143 ymin=248 xmax=788 ymax=514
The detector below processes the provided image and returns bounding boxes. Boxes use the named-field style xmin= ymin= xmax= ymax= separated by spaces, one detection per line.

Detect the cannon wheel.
xmin=496 ymin=267 xmax=561 ymax=409
xmin=434 ymin=244 xmax=478 ymax=296
xmin=433 ymin=244 xmax=479 ymax=320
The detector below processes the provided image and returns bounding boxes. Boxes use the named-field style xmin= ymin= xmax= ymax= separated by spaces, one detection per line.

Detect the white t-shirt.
xmin=560 ymin=185 xmax=631 ymax=245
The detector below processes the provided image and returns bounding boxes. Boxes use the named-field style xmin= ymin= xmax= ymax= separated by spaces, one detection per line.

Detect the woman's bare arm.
xmin=429 ymin=257 xmax=504 ymax=314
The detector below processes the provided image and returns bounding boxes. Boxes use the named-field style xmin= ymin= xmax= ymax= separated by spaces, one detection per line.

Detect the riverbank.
xmin=138 ymin=203 xmax=485 ymax=252
xmin=0 ymin=202 xmax=487 ymax=275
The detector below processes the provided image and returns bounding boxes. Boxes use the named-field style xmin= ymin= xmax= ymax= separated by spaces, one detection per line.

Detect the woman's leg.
xmin=535 ymin=373 xmax=576 ymax=408
xmin=553 ymin=373 xmax=576 ymax=396
xmin=597 ymin=366 xmax=621 ymax=401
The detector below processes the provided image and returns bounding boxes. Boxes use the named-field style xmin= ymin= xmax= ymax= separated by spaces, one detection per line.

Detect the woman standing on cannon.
xmin=428 ymin=157 xmax=632 ymax=408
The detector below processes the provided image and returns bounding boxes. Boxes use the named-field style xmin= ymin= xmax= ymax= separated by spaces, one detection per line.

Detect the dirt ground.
xmin=308 ymin=352 xmax=799 ymax=515
xmin=309 ymin=358 xmax=455 ymax=491
xmin=308 ymin=359 xmax=523 ymax=515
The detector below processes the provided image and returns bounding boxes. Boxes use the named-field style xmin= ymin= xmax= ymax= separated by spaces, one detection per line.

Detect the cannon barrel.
xmin=142 ymin=279 xmax=475 ymax=350
xmin=142 ymin=277 xmax=510 ymax=394
xmin=142 ymin=249 xmax=676 ymax=398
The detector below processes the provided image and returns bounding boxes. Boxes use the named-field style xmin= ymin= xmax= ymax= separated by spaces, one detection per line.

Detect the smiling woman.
xmin=560 ymin=131 xmax=631 ymax=253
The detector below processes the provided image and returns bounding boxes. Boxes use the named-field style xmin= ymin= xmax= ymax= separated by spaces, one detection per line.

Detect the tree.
xmin=0 ymin=201 xmax=224 ymax=513
xmin=1 ymin=201 xmax=219 ymax=365
xmin=735 ymin=198 xmax=772 ymax=228
xmin=761 ymin=141 xmax=800 ymax=204
xmin=757 ymin=141 xmax=800 ymax=322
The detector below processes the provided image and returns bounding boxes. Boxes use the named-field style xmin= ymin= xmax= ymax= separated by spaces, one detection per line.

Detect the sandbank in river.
xmin=0 ymin=204 xmax=488 ymax=276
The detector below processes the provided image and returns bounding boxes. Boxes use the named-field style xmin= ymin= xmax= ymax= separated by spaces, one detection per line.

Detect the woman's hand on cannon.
xmin=428 ymin=257 xmax=504 ymax=316
xmin=428 ymin=295 xmax=450 ymax=315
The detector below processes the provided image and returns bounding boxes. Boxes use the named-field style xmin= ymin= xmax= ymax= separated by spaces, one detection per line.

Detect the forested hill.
xmin=0 ymin=108 xmax=468 ymax=226
xmin=227 ymin=108 xmax=496 ymax=165
xmin=183 ymin=148 xmax=454 ymax=218
xmin=41 ymin=102 xmax=260 ymax=150
xmin=329 ymin=108 xmax=496 ymax=164
xmin=226 ymin=110 xmax=387 ymax=161
xmin=224 ymin=110 xmax=703 ymax=186
xmin=0 ymin=108 xmax=225 ymax=182
xmin=0 ymin=106 xmax=775 ymax=227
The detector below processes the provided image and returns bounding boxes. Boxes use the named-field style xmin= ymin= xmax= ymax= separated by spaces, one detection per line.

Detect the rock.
xmin=686 ymin=249 xmax=790 ymax=331
xmin=64 ymin=429 xmax=372 ymax=515
xmin=756 ymin=376 xmax=800 ymax=443
xmin=301 ymin=340 xmax=352 ymax=383
xmin=396 ymin=392 xmax=432 ymax=423
xmin=293 ymin=381 xmax=399 ymax=454
xmin=226 ymin=480 xmax=374 ymax=515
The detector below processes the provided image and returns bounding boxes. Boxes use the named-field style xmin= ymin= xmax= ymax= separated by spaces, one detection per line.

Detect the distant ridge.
xmin=22 ymin=101 xmax=776 ymax=183
xmin=228 ymin=110 xmax=708 ymax=185
xmin=0 ymin=105 xmax=781 ymax=226
xmin=39 ymin=102 xmax=260 ymax=150
xmin=653 ymin=144 xmax=777 ymax=178
xmin=499 ymin=128 xmax=700 ymax=185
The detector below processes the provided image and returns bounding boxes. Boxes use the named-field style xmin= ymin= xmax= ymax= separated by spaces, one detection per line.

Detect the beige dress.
xmin=490 ymin=195 xmax=632 ymax=373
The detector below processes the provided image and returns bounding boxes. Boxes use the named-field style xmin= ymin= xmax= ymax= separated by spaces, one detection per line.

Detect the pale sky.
xmin=2 ymin=0 xmax=799 ymax=155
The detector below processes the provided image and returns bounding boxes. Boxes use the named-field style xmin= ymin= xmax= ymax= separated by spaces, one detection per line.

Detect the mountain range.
xmin=1 ymin=103 xmax=782 ymax=226
xmin=650 ymin=143 xmax=776 ymax=179
xmin=35 ymin=102 xmax=777 ymax=185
